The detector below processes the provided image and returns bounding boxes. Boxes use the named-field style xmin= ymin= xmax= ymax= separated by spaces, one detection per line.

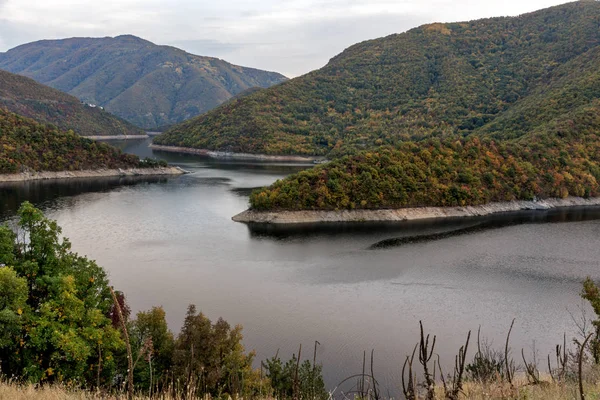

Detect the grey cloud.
xmin=0 ymin=19 xmax=49 ymax=51
xmin=184 ymin=12 xmax=431 ymax=77
xmin=239 ymin=10 xmax=261 ymax=18
xmin=202 ymin=16 xmax=224 ymax=22
xmin=169 ymin=39 xmax=247 ymax=57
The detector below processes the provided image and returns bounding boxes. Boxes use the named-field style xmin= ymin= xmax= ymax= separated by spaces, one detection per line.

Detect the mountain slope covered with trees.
xmin=0 ymin=35 xmax=288 ymax=130
xmin=155 ymin=1 xmax=600 ymax=156
xmin=0 ymin=109 xmax=153 ymax=173
xmin=0 ymin=70 xmax=143 ymax=137
xmin=250 ymin=99 xmax=600 ymax=210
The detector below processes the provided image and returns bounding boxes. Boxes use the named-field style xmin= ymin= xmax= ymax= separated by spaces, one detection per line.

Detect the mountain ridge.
xmin=0 ymin=69 xmax=144 ymax=137
xmin=153 ymin=1 xmax=600 ymax=156
xmin=0 ymin=35 xmax=288 ymax=129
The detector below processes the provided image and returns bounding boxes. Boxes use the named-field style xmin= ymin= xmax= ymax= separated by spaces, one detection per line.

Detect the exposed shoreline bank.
xmin=232 ymin=197 xmax=600 ymax=224
xmin=83 ymin=135 xmax=150 ymax=140
xmin=0 ymin=166 xmax=187 ymax=183
xmin=150 ymin=144 xmax=324 ymax=163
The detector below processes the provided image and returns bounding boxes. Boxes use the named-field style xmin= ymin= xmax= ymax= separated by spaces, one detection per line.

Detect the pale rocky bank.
xmin=232 ymin=197 xmax=600 ymax=224
xmin=83 ymin=135 xmax=150 ymax=140
xmin=150 ymin=144 xmax=325 ymax=163
xmin=0 ymin=166 xmax=186 ymax=182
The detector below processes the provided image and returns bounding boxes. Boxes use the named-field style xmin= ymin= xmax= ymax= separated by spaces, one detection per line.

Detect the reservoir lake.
xmin=2 ymin=138 xmax=600 ymax=393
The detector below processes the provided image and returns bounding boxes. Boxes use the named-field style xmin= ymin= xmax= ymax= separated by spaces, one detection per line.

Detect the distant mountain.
xmin=154 ymin=1 xmax=600 ymax=156
xmin=0 ymin=69 xmax=143 ymax=136
xmin=0 ymin=109 xmax=144 ymax=174
xmin=0 ymin=35 xmax=288 ymax=129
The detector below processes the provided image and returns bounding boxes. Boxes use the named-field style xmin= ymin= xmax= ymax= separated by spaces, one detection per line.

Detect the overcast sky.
xmin=0 ymin=0 xmax=573 ymax=77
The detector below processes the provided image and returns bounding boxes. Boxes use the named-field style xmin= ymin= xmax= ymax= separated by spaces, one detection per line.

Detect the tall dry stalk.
xmin=110 ymin=286 xmax=133 ymax=400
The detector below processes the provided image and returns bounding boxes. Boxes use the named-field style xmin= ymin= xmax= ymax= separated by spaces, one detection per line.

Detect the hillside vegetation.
xmin=0 ymin=109 xmax=151 ymax=173
xmin=155 ymin=1 xmax=600 ymax=156
xmin=0 ymin=35 xmax=287 ymax=129
xmin=250 ymin=100 xmax=600 ymax=210
xmin=0 ymin=70 xmax=143 ymax=137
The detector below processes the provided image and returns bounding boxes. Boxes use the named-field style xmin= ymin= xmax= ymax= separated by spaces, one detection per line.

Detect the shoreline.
xmin=232 ymin=197 xmax=600 ymax=224
xmin=83 ymin=135 xmax=149 ymax=140
xmin=0 ymin=166 xmax=187 ymax=183
xmin=150 ymin=144 xmax=324 ymax=163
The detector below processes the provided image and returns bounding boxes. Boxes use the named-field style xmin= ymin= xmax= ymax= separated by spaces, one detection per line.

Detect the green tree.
xmin=129 ymin=306 xmax=175 ymax=393
xmin=0 ymin=267 xmax=28 ymax=351
xmin=0 ymin=202 xmax=124 ymax=385
xmin=173 ymin=304 xmax=264 ymax=397
xmin=263 ymin=353 xmax=328 ymax=400
xmin=582 ymin=277 xmax=600 ymax=364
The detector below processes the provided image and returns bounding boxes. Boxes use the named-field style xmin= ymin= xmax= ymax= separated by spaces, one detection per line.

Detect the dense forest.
xmin=155 ymin=1 xmax=600 ymax=157
xmin=0 ymin=35 xmax=287 ymax=130
xmin=0 ymin=70 xmax=144 ymax=137
xmin=0 ymin=109 xmax=163 ymax=174
xmin=250 ymin=99 xmax=600 ymax=210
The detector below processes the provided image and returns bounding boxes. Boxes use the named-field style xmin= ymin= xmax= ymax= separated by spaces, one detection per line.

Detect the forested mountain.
xmin=155 ymin=1 xmax=600 ymax=156
xmin=250 ymin=99 xmax=600 ymax=209
xmin=0 ymin=70 xmax=143 ymax=137
xmin=0 ymin=109 xmax=149 ymax=173
xmin=0 ymin=35 xmax=287 ymax=129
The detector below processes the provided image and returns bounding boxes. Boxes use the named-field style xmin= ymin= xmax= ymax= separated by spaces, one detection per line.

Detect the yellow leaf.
xmin=17 ymin=308 xmax=22 ymax=315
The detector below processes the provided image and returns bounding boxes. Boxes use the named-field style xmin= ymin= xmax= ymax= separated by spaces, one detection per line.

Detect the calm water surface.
xmin=2 ymin=138 xmax=600 ymax=393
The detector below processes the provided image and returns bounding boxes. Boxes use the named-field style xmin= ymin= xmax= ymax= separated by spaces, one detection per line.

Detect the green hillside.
xmin=155 ymin=1 xmax=600 ymax=156
xmin=0 ymin=109 xmax=149 ymax=173
xmin=0 ymin=35 xmax=287 ymax=130
xmin=0 ymin=70 xmax=143 ymax=137
xmin=250 ymin=99 xmax=600 ymax=210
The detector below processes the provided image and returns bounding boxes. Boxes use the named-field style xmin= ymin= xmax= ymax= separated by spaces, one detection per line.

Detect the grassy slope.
xmin=0 ymin=108 xmax=144 ymax=173
xmin=0 ymin=35 xmax=288 ymax=130
xmin=155 ymin=1 xmax=600 ymax=156
xmin=0 ymin=70 xmax=144 ymax=137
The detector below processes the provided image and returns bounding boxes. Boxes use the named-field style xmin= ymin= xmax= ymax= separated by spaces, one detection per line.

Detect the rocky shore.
xmin=0 ymin=166 xmax=187 ymax=182
xmin=83 ymin=135 xmax=150 ymax=140
xmin=232 ymin=197 xmax=600 ymax=224
xmin=150 ymin=144 xmax=324 ymax=163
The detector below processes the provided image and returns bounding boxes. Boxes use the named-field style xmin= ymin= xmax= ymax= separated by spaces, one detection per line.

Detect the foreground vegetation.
xmin=155 ymin=1 xmax=600 ymax=156
xmin=0 ymin=203 xmax=325 ymax=399
xmin=0 ymin=109 xmax=166 ymax=174
xmin=3 ymin=379 xmax=600 ymax=400
xmin=3 ymin=204 xmax=600 ymax=400
xmin=0 ymin=70 xmax=143 ymax=137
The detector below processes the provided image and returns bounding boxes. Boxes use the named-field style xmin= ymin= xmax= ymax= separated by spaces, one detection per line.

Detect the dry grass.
xmin=0 ymin=381 xmax=182 ymax=400
xmin=427 ymin=375 xmax=600 ymax=400
xmin=2 ymin=380 xmax=600 ymax=400
xmin=458 ymin=381 xmax=592 ymax=399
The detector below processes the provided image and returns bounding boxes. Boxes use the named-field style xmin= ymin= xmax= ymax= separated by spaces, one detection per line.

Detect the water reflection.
xmin=244 ymin=206 xmax=600 ymax=244
xmin=0 ymin=176 xmax=171 ymax=219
